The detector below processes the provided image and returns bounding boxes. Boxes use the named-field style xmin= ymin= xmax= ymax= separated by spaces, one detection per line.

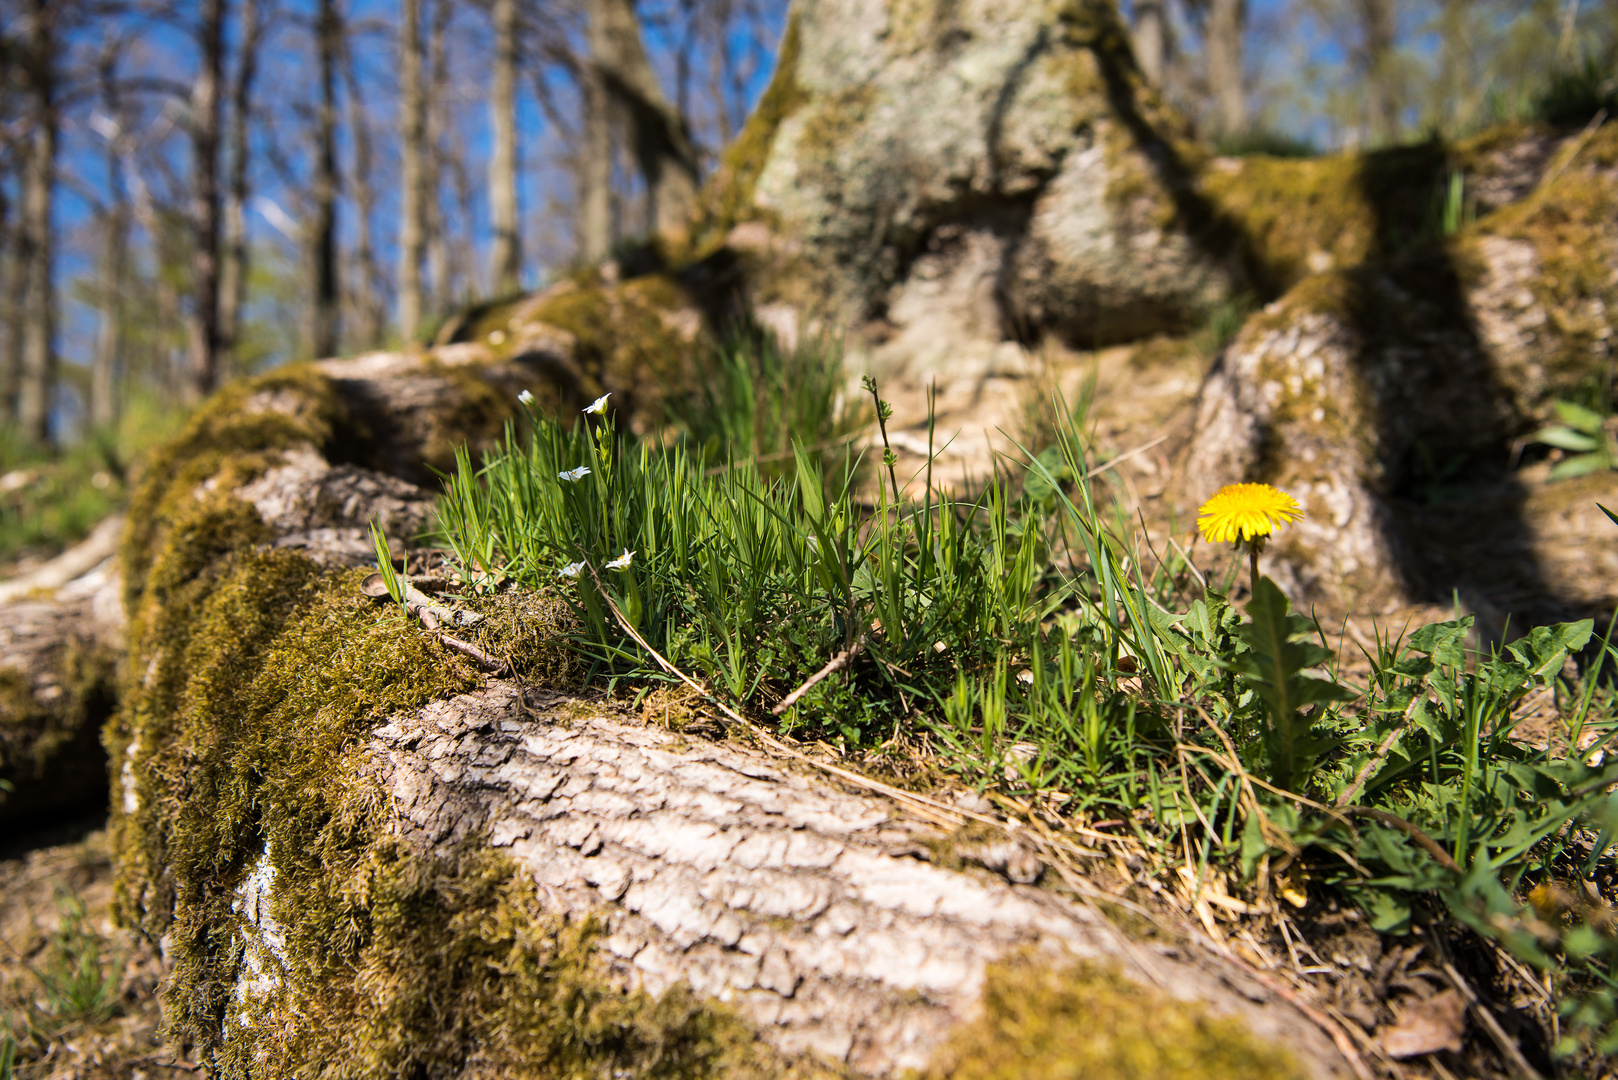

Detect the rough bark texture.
xmin=188 ymin=0 xmax=225 ymax=399
xmin=323 ymin=684 xmax=1347 ymax=1076
xmin=1184 ymin=124 xmax=1618 ymax=614
xmin=689 ymin=0 xmax=1234 ymax=382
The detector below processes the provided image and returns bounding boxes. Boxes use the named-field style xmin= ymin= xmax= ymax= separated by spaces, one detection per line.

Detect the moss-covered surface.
xmin=105 ymin=359 xmax=828 ymax=1079
xmin=920 ymin=956 xmax=1307 ymax=1080
xmin=0 ymin=634 xmax=118 ymax=822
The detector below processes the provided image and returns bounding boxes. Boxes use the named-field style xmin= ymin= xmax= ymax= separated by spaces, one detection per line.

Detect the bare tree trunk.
xmin=93 ymin=43 xmax=129 ymax=431
xmin=18 ymin=0 xmax=57 ymax=446
xmin=1132 ymin=0 xmax=1166 ymax=86
xmin=1355 ymin=0 xmax=1398 ymax=146
xmin=188 ymin=0 xmax=225 ymax=400
xmin=1 ymin=162 xmax=18 ymax=424
xmin=489 ymin=0 xmax=521 ymax=295
xmin=312 ymin=0 xmax=341 ymax=358
xmin=1204 ymin=0 xmax=1246 ymax=137
xmin=219 ymin=0 xmax=262 ymax=380
xmin=398 ymin=0 xmax=426 ymax=342
xmin=588 ymin=0 xmax=700 ymax=239
xmin=578 ymin=47 xmax=613 ymax=265
xmin=344 ymin=51 xmax=382 ymax=349
xmin=426 ymin=0 xmax=452 ymax=317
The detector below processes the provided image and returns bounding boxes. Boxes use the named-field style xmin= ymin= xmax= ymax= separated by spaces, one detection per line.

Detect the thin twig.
xmin=1084 ymin=433 xmax=1170 ymax=480
xmin=437 ymin=633 xmax=507 ymax=673
xmin=772 ymin=635 xmax=868 ymax=715
xmin=1336 ymin=694 xmax=1423 ymax=808
xmin=1539 ymin=108 xmax=1608 ymax=190
xmin=1339 ymin=807 xmax=1459 ymax=874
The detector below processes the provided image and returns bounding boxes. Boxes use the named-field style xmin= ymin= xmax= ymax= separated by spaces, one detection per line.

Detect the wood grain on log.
xmin=227 ymin=683 xmax=1356 ymax=1077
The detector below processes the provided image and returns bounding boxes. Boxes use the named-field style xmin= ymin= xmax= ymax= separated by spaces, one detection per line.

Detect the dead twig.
xmin=772 ymin=636 xmax=867 ymax=715
xmin=1339 ymin=807 xmax=1460 ymax=874
xmin=1336 ymin=694 xmax=1424 ymax=808
xmin=436 ymin=633 xmax=507 ymax=674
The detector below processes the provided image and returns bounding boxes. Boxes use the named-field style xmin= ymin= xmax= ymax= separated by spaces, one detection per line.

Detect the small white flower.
xmin=583 ymin=393 xmax=611 ymax=415
xmin=558 ymin=465 xmax=591 ymax=482
xmin=605 ymin=548 xmax=635 ymax=570
xmin=558 ymin=561 xmax=585 ymax=579
xmin=518 ymin=389 xmax=535 ymax=405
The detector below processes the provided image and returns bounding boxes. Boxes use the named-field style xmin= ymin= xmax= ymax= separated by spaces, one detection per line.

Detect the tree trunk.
xmin=587 ymin=0 xmax=700 ymax=239
xmin=1132 ymin=0 xmax=1166 ymax=86
xmin=1204 ymin=0 xmax=1245 ymax=137
xmin=577 ymin=48 xmax=613 ymax=265
xmin=311 ymin=0 xmax=341 ymax=359
xmin=188 ymin=0 xmax=225 ymax=400
xmin=18 ymin=0 xmax=57 ymax=447
xmin=426 ymin=0 xmax=452 ymax=317
xmin=219 ymin=0 xmax=262 ymax=380
xmin=344 ymin=50 xmax=382 ymax=349
xmin=1355 ymin=0 xmax=1398 ymax=146
xmin=1 ymin=162 xmax=18 ymax=424
xmin=93 ymin=43 xmax=129 ymax=429
xmin=397 ymin=0 xmax=427 ymax=342
xmin=93 ymin=187 xmax=128 ymax=430
xmin=489 ymin=0 xmax=522 ymax=295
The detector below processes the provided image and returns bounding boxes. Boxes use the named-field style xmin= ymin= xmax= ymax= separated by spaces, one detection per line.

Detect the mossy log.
xmin=0 ymin=519 xmax=123 ymax=825
xmin=101 ymin=351 xmax=1356 ymax=1079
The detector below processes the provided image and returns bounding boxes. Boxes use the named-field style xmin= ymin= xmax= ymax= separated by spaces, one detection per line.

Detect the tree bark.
xmin=587 ymin=0 xmax=700 ymax=239
xmin=311 ymin=0 xmax=341 ymax=359
xmin=219 ymin=0 xmax=262 ymax=380
xmin=18 ymin=0 xmax=57 ymax=447
xmin=1354 ymin=0 xmax=1398 ymax=146
xmin=489 ymin=0 xmax=522 ymax=295
xmin=1203 ymin=0 xmax=1246 ymax=137
xmin=397 ymin=0 xmax=427 ymax=342
xmin=1132 ymin=0 xmax=1167 ymax=86
xmin=188 ymin=0 xmax=225 ymax=400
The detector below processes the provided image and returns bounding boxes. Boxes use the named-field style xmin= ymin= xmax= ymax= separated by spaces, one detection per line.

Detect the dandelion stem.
xmin=1249 ymin=543 xmax=1260 ymax=593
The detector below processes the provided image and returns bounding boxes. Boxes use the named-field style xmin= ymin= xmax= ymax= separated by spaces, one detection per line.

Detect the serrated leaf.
xmin=1408 ymin=617 xmax=1473 ymax=669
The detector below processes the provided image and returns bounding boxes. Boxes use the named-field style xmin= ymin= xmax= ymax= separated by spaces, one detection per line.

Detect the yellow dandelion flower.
xmin=1198 ymin=483 xmax=1303 ymax=545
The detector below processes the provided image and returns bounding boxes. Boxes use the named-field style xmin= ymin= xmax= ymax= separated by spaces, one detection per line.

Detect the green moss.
xmin=521 ymin=275 xmax=698 ymax=420
xmin=461 ymin=588 xmax=585 ymax=686
xmin=0 ymin=636 xmax=118 ymax=819
xmin=1477 ymin=123 xmax=1618 ymax=402
xmin=920 ymin=955 xmax=1306 ymax=1080
xmin=683 ymin=14 xmax=805 ymax=259
xmin=121 ymin=364 xmax=347 ymax=613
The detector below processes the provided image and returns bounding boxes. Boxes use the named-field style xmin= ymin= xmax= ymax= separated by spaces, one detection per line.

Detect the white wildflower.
xmin=518 ymin=389 xmax=535 ymax=405
xmin=605 ymin=548 xmax=635 ymax=570
xmin=558 ymin=465 xmax=591 ymax=482
xmin=558 ymin=561 xmax=585 ymax=579
xmin=583 ymin=393 xmax=611 ymax=415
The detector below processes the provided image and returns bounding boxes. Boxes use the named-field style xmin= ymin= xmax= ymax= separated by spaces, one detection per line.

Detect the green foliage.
xmin=1212 ymin=129 xmax=1319 ymax=159
xmin=1534 ymin=47 xmax=1618 ymax=126
xmin=368 ymin=519 xmax=406 ymax=605
xmin=0 ymin=389 xmax=183 ymax=570
xmin=662 ymin=332 xmax=868 ymax=476
xmin=1229 ymin=577 xmax=1354 ymax=792
xmin=1532 ymin=399 xmax=1616 ymax=478
xmin=30 ymin=895 xmax=125 ymax=1026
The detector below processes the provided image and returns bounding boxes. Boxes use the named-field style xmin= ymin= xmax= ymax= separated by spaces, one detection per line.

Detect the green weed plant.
xmin=433 ymin=379 xmax=1618 ymax=1061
